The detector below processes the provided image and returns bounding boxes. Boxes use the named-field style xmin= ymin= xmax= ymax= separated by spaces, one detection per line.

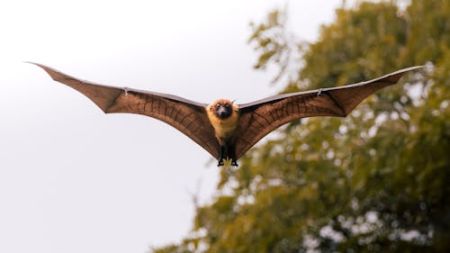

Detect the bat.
xmin=31 ymin=63 xmax=422 ymax=166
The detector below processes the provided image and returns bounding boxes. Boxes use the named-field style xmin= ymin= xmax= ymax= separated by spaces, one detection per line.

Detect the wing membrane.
xmin=234 ymin=66 xmax=423 ymax=159
xmin=32 ymin=63 xmax=220 ymax=159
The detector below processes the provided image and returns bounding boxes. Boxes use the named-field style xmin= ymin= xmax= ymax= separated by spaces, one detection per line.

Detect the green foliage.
xmin=248 ymin=7 xmax=302 ymax=85
xmin=153 ymin=1 xmax=450 ymax=252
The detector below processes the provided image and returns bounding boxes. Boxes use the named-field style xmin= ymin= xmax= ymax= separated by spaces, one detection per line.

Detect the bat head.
xmin=208 ymin=99 xmax=238 ymax=120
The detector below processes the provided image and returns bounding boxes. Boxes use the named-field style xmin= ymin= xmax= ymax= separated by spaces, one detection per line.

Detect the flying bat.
xmin=31 ymin=63 xmax=422 ymax=166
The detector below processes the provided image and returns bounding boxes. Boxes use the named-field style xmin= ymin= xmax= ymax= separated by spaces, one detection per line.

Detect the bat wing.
xmin=233 ymin=66 xmax=423 ymax=159
xmin=32 ymin=63 xmax=220 ymax=159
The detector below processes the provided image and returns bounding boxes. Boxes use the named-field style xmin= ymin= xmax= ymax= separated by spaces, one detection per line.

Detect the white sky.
xmin=0 ymin=1 xmax=343 ymax=252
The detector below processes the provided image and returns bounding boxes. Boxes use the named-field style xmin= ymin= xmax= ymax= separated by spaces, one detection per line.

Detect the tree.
xmin=153 ymin=1 xmax=450 ymax=252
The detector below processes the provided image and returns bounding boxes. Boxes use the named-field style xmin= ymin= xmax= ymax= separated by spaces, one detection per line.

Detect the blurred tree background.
xmin=153 ymin=0 xmax=450 ymax=252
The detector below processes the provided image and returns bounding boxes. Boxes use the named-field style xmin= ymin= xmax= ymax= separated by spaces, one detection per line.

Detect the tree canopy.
xmin=153 ymin=1 xmax=450 ymax=252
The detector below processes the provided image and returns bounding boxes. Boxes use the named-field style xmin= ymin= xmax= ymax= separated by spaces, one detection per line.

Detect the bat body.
xmin=32 ymin=63 xmax=422 ymax=166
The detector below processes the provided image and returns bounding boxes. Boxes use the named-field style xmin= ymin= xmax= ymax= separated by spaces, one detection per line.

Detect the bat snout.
xmin=216 ymin=105 xmax=232 ymax=119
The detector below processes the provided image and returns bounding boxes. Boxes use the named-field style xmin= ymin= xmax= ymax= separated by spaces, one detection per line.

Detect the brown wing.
xmin=233 ymin=66 xmax=423 ymax=159
xmin=31 ymin=63 xmax=220 ymax=159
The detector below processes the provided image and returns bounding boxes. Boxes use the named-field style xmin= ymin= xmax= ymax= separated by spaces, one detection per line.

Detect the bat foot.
xmin=231 ymin=160 xmax=238 ymax=167
xmin=217 ymin=159 xmax=225 ymax=167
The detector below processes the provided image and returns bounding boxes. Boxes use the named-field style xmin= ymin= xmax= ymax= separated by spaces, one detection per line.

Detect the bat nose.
xmin=217 ymin=106 xmax=231 ymax=118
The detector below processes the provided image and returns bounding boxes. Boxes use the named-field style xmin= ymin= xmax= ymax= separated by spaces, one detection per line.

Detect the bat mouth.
xmin=216 ymin=105 xmax=232 ymax=119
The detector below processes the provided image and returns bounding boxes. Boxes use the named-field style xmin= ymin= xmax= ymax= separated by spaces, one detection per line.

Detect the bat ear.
xmin=231 ymin=100 xmax=239 ymax=111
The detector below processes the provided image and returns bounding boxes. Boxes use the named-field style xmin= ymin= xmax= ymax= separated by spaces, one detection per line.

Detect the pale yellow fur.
xmin=206 ymin=99 xmax=239 ymax=142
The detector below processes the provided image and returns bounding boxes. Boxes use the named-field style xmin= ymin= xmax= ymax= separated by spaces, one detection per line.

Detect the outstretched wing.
xmin=234 ymin=66 xmax=423 ymax=159
xmin=32 ymin=63 xmax=220 ymax=159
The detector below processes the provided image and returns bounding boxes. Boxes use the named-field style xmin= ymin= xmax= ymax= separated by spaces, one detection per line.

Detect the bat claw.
xmin=217 ymin=160 xmax=225 ymax=167
xmin=317 ymin=89 xmax=323 ymax=96
xmin=231 ymin=160 xmax=238 ymax=167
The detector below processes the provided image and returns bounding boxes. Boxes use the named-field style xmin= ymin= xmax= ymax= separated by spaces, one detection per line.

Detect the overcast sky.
xmin=0 ymin=1 xmax=344 ymax=252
